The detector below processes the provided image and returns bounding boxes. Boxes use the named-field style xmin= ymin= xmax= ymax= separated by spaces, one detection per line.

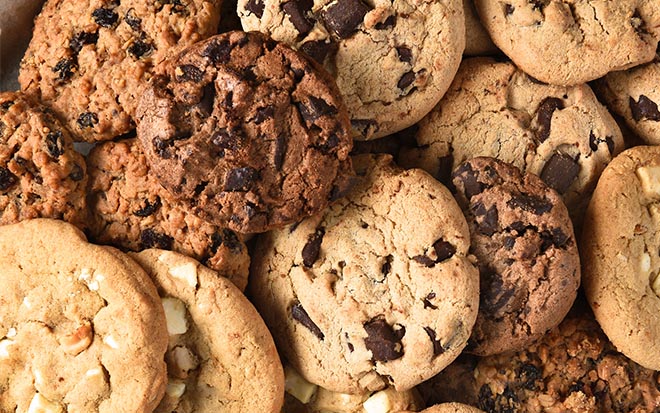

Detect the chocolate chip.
xmin=453 ymin=162 xmax=484 ymax=199
xmin=606 ymin=137 xmax=615 ymax=155
xmin=291 ymin=303 xmax=325 ymax=339
xmin=45 ymin=131 xmax=64 ymax=159
xmin=282 ymin=0 xmax=314 ymax=35
xmin=504 ymin=4 xmax=515 ymax=14
xmin=300 ymin=40 xmax=334 ymax=64
xmin=243 ymin=66 xmax=258 ymax=82
xmin=507 ymin=193 xmax=553 ymax=215
xmin=375 ymin=15 xmax=396 ymax=30
xmin=535 ymin=97 xmax=564 ymax=142
xmin=504 ymin=236 xmax=515 ymax=249
xmin=316 ymin=133 xmax=340 ymax=154
xmin=140 ymin=228 xmax=173 ymax=249
xmin=396 ymin=46 xmax=412 ymax=63
xmin=175 ymin=64 xmax=204 ymax=82
xmin=480 ymin=268 xmax=515 ymax=313
xmin=128 ymin=39 xmax=154 ymax=59
xmin=363 ymin=317 xmax=404 ymax=362
xmin=92 ymin=7 xmax=119 ymax=27
xmin=133 ymin=197 xmax=161 ymax=217
xmin=346 ymin=333 xmax=354 ymax=352
xmin=329 ymin=176 xmax=357 ymax=201
xmin=540 ymin=152 xmax=580 ymax=194
xmin=245 ymin=0 xmax=265 ymax=18
xmin=77 ymin=112 xmax=98 ymax=129
xmin=589 ymin=131 xmax=598 ymax=152
xmin=53 ymin=58 xmax=77 ymax=81
xmin=298 ymin=96 xmax=338 ymax=123
xmin=351 ymin=119 xmax=378 ymax=138
xmin=423 ymin=292 xmax=437 ymax=309
xmin=224 ymin=167 xmax=257 ymax=192
xmin=197 ymin=82 xmax=216 ymax=117
xmin=321 ymin=0 xmax=371 ymax=39
xmin=254 ymin=105 xmax=275 ymax=124
xmin=381 ymin=254 xmax=393 ymax=277
xmin=0 ymin=101 xmax=14 ymax=111
xmin=124 ymin=9 xmax=142 ymax=31
xmin=423 ymin=327 xmax=444 ymax=357
xmin=629 ymin=95 xmax=660 ymax=122
xmin=302 ymin=227 xmax=325 ymax=267
xmin=472 ymin=202 xmax=498 ymax=236
xmin=211 ymin=129 xmax=240 ymax=157
xmin=69 ymin=164 xmax=84 ymax=181
xmin=433 ymin=239 xmax=456 ymax=262
xmin=202 ymin=38 xmax=233 ymax=64
xmin=0 ymin=167 xmax=17 ymax=191
xmin=413 ymin=255 xmax=436 ymax=267
xmin=551 ymin=227 xmax=569 ymax=248
xmin=397 ymin=71 xmax=416 ymax=90
xmin=69 ymin=31 xmax=98 ymax=54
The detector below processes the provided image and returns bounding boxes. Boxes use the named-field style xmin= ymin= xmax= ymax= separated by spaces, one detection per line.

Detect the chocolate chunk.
xmin=472 ymin=202 xmax=498 ymax=236
xmin=300 ymin=40 xmax=335 ymax=64
xmin=224 ymin=167 xmax=257 ymax=192
xmin=363 ymin=317 xmax=404 ymax=361
xmin=197 ymin=82 xmax=216 ymax=117
xmin=329 ymin=176 xmax=357 ymax=201
xmin=396 ymin=46 xmax=412 ymax=63
xmin=77 ymin=112 xmax=98 ymax=129
xmin=606 ymin=137 xmax=615 ymax=155
xmin=423 ymin=327 xmax=444 ymax=357
xmin=53 ymin=58 xmax=77 ymax=81
xmin=0 ymin=167 xmax=17 ymax=191
xmin=302 ymin=227 xmax=325 ymax=267
xmin=133 ymin=197 xmax=161 ymax=217
xmin=433 ymin=239 xmax=456 ymax=262
xmin=243 ymin=66 xmax=258 ymax=82
xmin=282 ymin=0 xmax=315 ymax=35
xmin=69 ymin=31 xmax=98 ymax=54
xmin=351 ymin=119 xmax=378 ymax=138
xmin=202 ymin=38 xmax=233 ymax=64
xmin=540 ymin=152 xmax=580 ymax=194
xmin=550 ymin=227 xmax=570 ymax=248
xmin=69 ymin=164 xmax=84 ymax=181
xmin=413 ymin=255 xmax=437 ymax=267
xmin=504 ymin=4 xmax=515 ymax=14
xmin=140 ymin=228 xmax=174 ymax=249
xmin=0 ymin=101 xmax=14 ymax=111
xmin=274 ymin=134 xmax=287 ymax=170
xmin=291 ymin=303 xmax=325 ymax=340
xmin=346 ymin=334 xmax=354 ymax=352
xmin=453 ymin=162 xmax=484 ymax=198
xmin=480 ymin=268 xmax=515 ymax=313
xmin=298 ymin=96 xmax=338 ymax=123
xmin=397 ymin=71 xmax=416 ymax=90
xmin=507 ymin=193 xmax=553 ymax=215
xmin=245 ymin=0 xmax=265 ymax=18
xmin=254 ymin=105 xmax=275 ymax=124
xmin=435 ymin=154 xmax=454 ymax=185
xmin=128 ymin=39 xmax=154 ymax=59
xmin=629 ymin=95 xmax=660 ymax=122
xmin=321 ymin=0 xmax=371 ymax=39
xmin=124 ymin=9 xmax=142 ymax=31
xmin=423 ymin=292 xmax=438 ymax=309
xmin=209 ymin=229 xmax=243 ymax=254
xmin=45 ymin=131 xmax=64 ymax=159
xmin=92 ymin=7 xmax=119 ymax=27
xmin=211 ymin=128 xmax=240 ymax=157
xmin=176 ymin=64 xmax=205 ymax=82
xmin=375 ymin=15 xmax=396 ymax=30
xmin=535 ymin=97 xmax=564 ymax=142
xmin=503 ymin=236 xmax=515 ymax=249
xmin=381 ymin=254 xmax=393 ymax=276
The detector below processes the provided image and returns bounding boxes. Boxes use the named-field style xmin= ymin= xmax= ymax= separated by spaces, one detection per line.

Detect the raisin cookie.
xmin=399 ymin=57 xmax=624 ymax=224
xmin=19 ymin=0 xmax=221 ymax=141
xmin=238 ymin=0 xmax=465 ymax=140
xmin=473 ymin=0 xmax=660 ymax=85
xmin=0 ymin=91 xmax=87 ymax=228
xmin=451 ymin=157 xmax=580 ymax=356
xmin=129 ymin=249 xmax=284 ymax=413
xmin=87 ymin=138 xmax=250 ymax=291
xmin=0 ymin=219 xmax=168 ymax=413
xmin=249 ymin=154 xmax=479 ymax=394
xmin=137 ymin=31 xmax=353 ymax=234
xmin=581 ymin=145 xmax=660 ymax=371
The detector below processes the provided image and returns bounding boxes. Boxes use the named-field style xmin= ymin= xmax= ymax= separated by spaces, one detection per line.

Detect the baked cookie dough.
xmin=463 ymin=0 xmax=498 ymax=56
xmin=401 ymin=403 xmax=485 ymax=413
xmin=137 ymin=31 xmax=354 ymax=234
xmin=238 ymin=0 xmax=465 ymax=140
xmin=19 ymin=0 xmax=221 ymax=141
xmin=249 ymin=154 xmax=479 ymax=394
xmin=0 ymin=219 xmax=168 ymax=413
xmin=473 ymin=0 xmax=660 ymax=85
xmin=581 ymin=145 xmax=660 ymax=371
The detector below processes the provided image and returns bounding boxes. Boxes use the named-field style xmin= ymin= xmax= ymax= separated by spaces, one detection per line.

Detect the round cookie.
xmin=19 ymin=0 xmax=221 ymax=142
xmin=238 ymin=0 xmax=465 ymax=140
xmin=129 ymin=249 xmax=284 ymax=413
xmin=401 ymin=403 xmax=485 ymax=413
xmin=0 ymin=91 xmax=87 ymax=228
xmin=451 ymin=157 xmax=580 ymax=356
xmin=462 ymin=0 xmax=499 ymax=56
xmin=0 ymin=218 xmax=168 ymax=413
xmin=136 ymin=30 xmax=354 ymax=234
xmin=87 ymin=138 xmax=250 ymax=291
xmin=249 ymin=154 xmax=479 ymax=394
xmin=473 ymin=0 xmax=660 ymax=86
xmin=581 ymin=145 xmax=660 ymax=371
xmin=399 ymin=57 xmax=624 ymax=225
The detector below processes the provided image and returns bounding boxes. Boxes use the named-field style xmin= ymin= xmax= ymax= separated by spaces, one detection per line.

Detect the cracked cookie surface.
xmin=474 ymin=0 xmax=660 ymax=85
xmin=238 ymin=0 xmax=465 ymax=140
xmin=19 ymin=0 xmax=221 ymax=142
xmin=249 ymin=154 xmax=479 ymax=394
xmin=137 ymin=31 xmax=354 ymax=234
xmin=0 ymin=219 xmax=168 ymax=413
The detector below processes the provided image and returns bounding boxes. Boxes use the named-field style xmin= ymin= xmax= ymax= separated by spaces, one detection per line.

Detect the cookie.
xmin=473 ymin=0 xmax=660 ymax=86
xmin=0 ymin=218 xmax=168 ymax=412
xmin=402 ymin=403 xmax=485 ymax=413
xmin=0 ymin=91 xmax=88 ymax=228
xmin=136 ymin=30 xmax=354 ymax=234
xmin=86 ymin=138 xmax=250 ymax=291
xmin=451 ymin=157 xmax=580 ymax=356
xmin=19 ymin=0 xmax=221 ymax=142
xmin=129 ymin=249 xmax=284 ymax=413
xmin=581 ymin=145 xmax=660 ymax=371
xmin=238 ymin=0 xmax=465 ymax=140
xmin=249 ymin=154 xmax=479 ymax=394
xmin=463 ymin=0 xmax=499 ymax=56
xmin=398 ymin=57 xmax=624 ymax=225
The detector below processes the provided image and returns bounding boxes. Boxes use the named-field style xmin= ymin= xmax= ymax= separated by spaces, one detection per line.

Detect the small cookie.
xmin=581 ymin=145 xmax=660 ymax=371
xmin=474 ymin=0 xmax=660 ymax=85
xmin=137 ymin=31 xmax=353 ymax=234
xmin=451 ymin=157 xmax=580 ymax=356
xmin=401 ymin=403 xmax=485 ymax=413
xmin=19 ymin=0 xmax=221 ymax=141
xmin=249 ymin=154 xmax=479 ymax=394
xmin=463 ymin=0 xmax=499 ymax=56
xmin=87 ymin=138 xmax=250 ymax=291
xmin=238 ymin=0 xmax=465 ymax=140
xmin=0 ymin=91 xmax=87 ymax=228
xmin=0 ymin=219 xmax=168 ymax=412
xmin=399 ymin=57 xmax=624 ymax=224
xmin=129 ymin=249 xmax=285 ymax=413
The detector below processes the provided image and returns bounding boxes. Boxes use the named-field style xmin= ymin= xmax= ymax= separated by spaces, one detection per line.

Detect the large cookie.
xmin=399 ymin=57 xmax=624 ymax=224
xmin=137 ymin=31 xmax=354 ymax=234
xmin=463 ymin=0 xmax=498 ymax=56
xmin=129 ymin=249 xmax=284 ymax=413
xmin=0 ymin=91 xmax=87 ymax=228
xmin=581 ymin=145 xmax=660 ymax=371
xmin=238 ymin=0 xmax=465 ymax=140
xmin=0 ymin=219 xmax=168 ymax=412
xmin=473 ymin=0 xmax=660 ymax=85
xmin=249 ymin=154 xmax=479 ymax=394
xmin=19 ymin=0 xmax=221 ymax=142
xmin=87 ymin=138 xmax=250 ymax=291
xmin=402 ymin=403 xmax=485 ymax=413
xmin=451 ymin=157 xmax=580 ymax=356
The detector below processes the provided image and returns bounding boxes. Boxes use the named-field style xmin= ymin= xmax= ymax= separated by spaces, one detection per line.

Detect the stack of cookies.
xmin=1 ymin=0 xmax=660 ymax=412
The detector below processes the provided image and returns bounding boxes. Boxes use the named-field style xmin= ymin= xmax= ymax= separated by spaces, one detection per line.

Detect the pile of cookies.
xmin=1 ymin=0 xmax=660 ymax=412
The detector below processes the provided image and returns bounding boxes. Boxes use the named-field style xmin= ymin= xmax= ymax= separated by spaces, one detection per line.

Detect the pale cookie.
xmin=473 ymin=0 xmax=660 ymax=85
xmin=463 ymin=0 xmax=499 ymax=56
xmin=400 ymin=403 xmax=485 ymax=413
xmin=399 ymin=57 xmax=624 ymax=225
xmin=238 ymin=0 xmax=465 ymax=140
xmin=249 ymin=154 xmax=479 ymax=394
xmin=129 ymin=249 xmax=284 ymax=413
xmin=581 ymin=145 xmax=660 ymax=371
xmin=0 ymin=218 xmax=168 ymax=413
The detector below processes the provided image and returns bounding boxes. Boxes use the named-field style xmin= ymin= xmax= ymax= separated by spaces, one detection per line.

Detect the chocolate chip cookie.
xmin=238 ymin=0 xmax=465 ymax=140
xmin=403 ymin=403 xmax=485 ymax=413
xmin=19 ymin=0 xmax=221 ymax=141
xmin=249 ymin=154 xmax=479 ymax=394
xmin=0 ymin=91 xmax=87 ymax=228
xmin=0 ymin=218 xmax=168 ymax=413
xmin=463 ymin=0 xmax=499 ymax=56
xmin=137 ymin=30 xmax=354 ymax=234
xmin=87 ymin=138 xmax=250 ymax=291
xmin=451 ymin=157 xmax=580 ymax=356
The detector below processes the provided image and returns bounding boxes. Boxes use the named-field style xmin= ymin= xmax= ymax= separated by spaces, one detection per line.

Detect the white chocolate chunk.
xmin=363 ymin=389 xmax=393 ymax=413
xmin=34 ymin=369 xmax=44 ymax=388
xmin=0 ymin=339 xmax=15 ymax=359
xmin=59 ymin=323 xmax=93 ymax=355
xmin=641 ymin=252 xmax=652 ymax=274
xmin=7 ymin=327 xmax=16 ymax=338
xmin=166 ymin=380 xmax=187 ymax=399
xmin=162 ymin=297 xmax=188 ymax=335
xmin=22 ymin=296 xmax=32 ymax=309
xmin=103 ymin=335 xmax=119 ymax=349
xmin=27 ymin=393 xmax=63 ymax=413
xmin=168 ymin=346 xmax=199 ymax=379
xmin=158 ymin=252 xmax=198 ymax=288
xmin=637 ymin=166 xmax=660 ymax=199
xmin=284 ymin=365 xmax=318 ymax=404
xmin=78 ymin=268 xmax=103 ymax=291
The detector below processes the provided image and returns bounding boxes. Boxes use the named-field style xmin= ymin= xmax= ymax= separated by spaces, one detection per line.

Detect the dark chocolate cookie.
xmin=137 ymin=31 xmax=354 ymax=234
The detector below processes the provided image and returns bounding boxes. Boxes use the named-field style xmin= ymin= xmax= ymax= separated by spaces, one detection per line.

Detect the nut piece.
xmin=59 ymin=322 xmax=93 ymax=355
xmin=103 ymin=335 xmax=120 ymax=349
xmin=162 ymin=297 xmax=188 ymax=335
xmin=284 ymin=365 xmax=318 ymax=404
xmin=363 ymin=389 xmax=392 ymax=413
xmin=158 ymin=252 xmax=198 ymax=288
xmin=0 ymin=339 xmax=15 ymax=359
xmin=166 ymin=380 xmax=187 ymax=399
xmin=27 ymin=393 xmax=63 ymax=413
xmin=167 ymin=345 xmax=199 ymax=379
xmin=636 ymin=166 xmax=660 ymax=199
xmin=313 ymin=387 xmax=362 ymax=412
xmin=652 ymin=272 xmax=660 ymax=297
